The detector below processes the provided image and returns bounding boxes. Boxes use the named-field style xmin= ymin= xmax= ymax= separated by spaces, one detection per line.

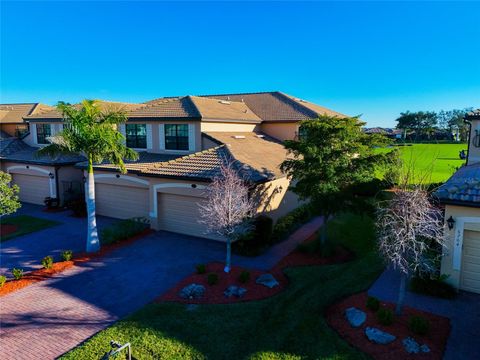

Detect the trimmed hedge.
xmin=271 ymin=204 xmax=315 ymax=243
xmin=100 ymin=217 xmax=150 ymax=246
xmin=232 ymin=215 xmax=273 ymax=256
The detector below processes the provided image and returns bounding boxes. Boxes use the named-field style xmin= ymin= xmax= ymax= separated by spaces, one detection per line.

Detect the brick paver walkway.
xmin=0 ymin=216 xmax=325 ymax=359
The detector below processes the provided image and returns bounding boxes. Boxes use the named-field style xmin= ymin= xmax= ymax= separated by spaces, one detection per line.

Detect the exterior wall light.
xmin=447 ymin=216 xmax=455 ymax=230
xmin=191 ymin=184 xmax=197 ymax=188
xmin=116 ymin=174 xmax=121 ymax=178
xmin=49 ymin=173 xmax=54 ymax=179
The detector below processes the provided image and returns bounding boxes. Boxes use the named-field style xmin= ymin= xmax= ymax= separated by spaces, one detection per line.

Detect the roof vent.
xmin=233 ymin=135 xmax=245 ymax=139
xmin=219 ymin=100 xmax=231 ymax=105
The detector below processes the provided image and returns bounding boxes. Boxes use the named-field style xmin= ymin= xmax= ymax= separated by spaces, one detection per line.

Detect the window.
xmin=165 ymin=124 xmax=189 ymax=150
xmin=126 ymin=124 xmax=147 ymax=149
xmin=36 ymin=124 xmax=52 ymax=144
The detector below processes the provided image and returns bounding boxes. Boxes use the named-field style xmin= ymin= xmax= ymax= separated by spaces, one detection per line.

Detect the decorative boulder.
xmin=403 ymin=337 xmax=420 ymax=354
xmin=345 ymin=307 xmax=366 ymax=328
xmin=256 ymin=274 xmax=279 ymax=288
xmin=224 ymin=285 xmax=247 ymax=298
xmin=365 ymin=327 xmax=396 ymax=345
xmin=179 ymin=284 xmax=205 ymax=299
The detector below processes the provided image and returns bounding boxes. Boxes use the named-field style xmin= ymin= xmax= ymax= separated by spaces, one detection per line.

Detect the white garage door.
xmin=11 ymin=173 xmax=50 ymax=205
xmin=460 ymin=230 xmax=480 ymax=294
xmin=95 ymin=183 xmax=149 ymax=219
xmin=158 ymin=193 xmax=221 ymax=240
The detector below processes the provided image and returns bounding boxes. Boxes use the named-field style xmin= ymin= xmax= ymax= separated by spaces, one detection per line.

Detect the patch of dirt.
xmin=326 ymin=292 xmax=450 ymax=360
xmin=0 ymin=224 xmax=18 ymax=236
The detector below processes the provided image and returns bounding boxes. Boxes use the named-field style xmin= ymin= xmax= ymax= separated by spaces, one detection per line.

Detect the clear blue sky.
xmin=1 ymin=1 xmax=479 ymax=127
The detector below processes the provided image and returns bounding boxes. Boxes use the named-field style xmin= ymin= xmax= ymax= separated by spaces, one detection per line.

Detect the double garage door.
xmin=11 ymin=173 xmax=50 ymax=205
xmin=460 ymin=230 xmax=480 ymax=294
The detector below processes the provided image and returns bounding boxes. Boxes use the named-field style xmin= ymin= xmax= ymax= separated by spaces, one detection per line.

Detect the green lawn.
xmin=380 ymin=143 xmax=466 ymax=185
xmin=62 ymin=214 xmax=383 ymax=360
xmin=1 ymin=215 xmax=61 ymax=242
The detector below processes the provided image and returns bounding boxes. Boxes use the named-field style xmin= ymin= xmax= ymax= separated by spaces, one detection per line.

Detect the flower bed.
xmin=326 ymin=292 xmax=450 ymax=360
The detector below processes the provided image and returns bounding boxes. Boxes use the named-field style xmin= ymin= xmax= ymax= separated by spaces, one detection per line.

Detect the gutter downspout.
xmin=464 ymin=117 xmax=472 ymax=166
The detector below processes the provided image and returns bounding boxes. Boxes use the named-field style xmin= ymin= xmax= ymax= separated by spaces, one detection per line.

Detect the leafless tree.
xmin=376 ymin=188 xmax=446 ymax=315
xmin=199 ymin=161 xmax=257 ymax=273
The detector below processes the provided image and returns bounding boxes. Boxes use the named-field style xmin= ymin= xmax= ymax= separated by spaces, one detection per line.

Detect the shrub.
xmin=271 ymin=204 xmax=314 ymax=243
xmin=196 ymin=264 xmax=206 ymax=274
xmin=410 ymin=275 xmax=456 ymax=299
xmin=238 ymin=270 xmax=250 ymax=284
xmin=101 ymin=217 xmax=150 ymax=245
xmin=207 ymin=272 xmax=219 ymax=286
xmin=296 ymin=235 xmax=335 ymax=258
xmin=232 ymin=215 xmax=274 ymax=256
xmin=41 ymin=256 xmax=54 ymax=269
xmin=0 ymin=275 xmax=6 ymax=287
xmin=12 ymin=268 xmax=23 ymax=280
xmin=62 ymin=250 xmax=73 ymax=261
xmin=376 ymin=307 xmax=394 ymax=326
xmin=408 ymin=315 xmax=430 ymax=335
xmin=366 ymin=296 xmax=380 ymax=311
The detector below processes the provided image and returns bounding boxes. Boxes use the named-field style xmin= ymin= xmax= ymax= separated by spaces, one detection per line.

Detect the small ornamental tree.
xmin=376 ymin=188 xmax=446 ymax=315
xmin=199 ymin=161 xmax=257 ymax=273
xmin=0 ymin=171 xmax=21 ymax=216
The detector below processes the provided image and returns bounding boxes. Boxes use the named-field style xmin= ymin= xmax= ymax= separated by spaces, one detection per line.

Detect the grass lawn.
xmin=379 ymin=143 xmax=466 ymax=185
xmin=1 ymin=215 xmax=61 ymax=242
xmin=62 ymin=213 xmax=383 ymax=360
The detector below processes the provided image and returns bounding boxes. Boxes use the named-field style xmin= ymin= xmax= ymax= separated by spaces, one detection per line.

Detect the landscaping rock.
xmin=224 ymin=285 xmax=247 ymax=298
xmin=420 ymin=344 xmax=430 ymax=353
xmin=403 ymin=337 xmax=420 ymax=354
xmin=365 ymin=327 xmax=396 ymax=345
xmin=255 ymin=274 xmax=279 ymax=288
xmin=345 ymin=307 xmax=366 ymax=328
xmin=179 ymin=284 xmax=205 ymax=299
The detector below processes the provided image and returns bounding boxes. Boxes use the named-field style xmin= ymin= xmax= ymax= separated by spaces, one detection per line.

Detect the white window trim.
xmin=31 ymin=123 xmax=38 ymax=144
xmin=188 ymin=123 xmax=195 ymax=151
xmin=159 ymin=124 xmax=165 ymax=150
xmin=146 ymin=124 xmax=153 ymax=150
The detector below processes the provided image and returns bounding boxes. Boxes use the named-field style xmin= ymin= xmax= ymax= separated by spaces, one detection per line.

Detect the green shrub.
xmin=12 ymin=268 xmax=23 ymax=280
xmin=376 ymin=307 xmax=394 ymax=326
xmin=62 ymin=250 xmax=73 ymax=261
xmin=100 ymin=217 xmax=150 ymax=245
xmin=207 ymin=272 xmax=219 ymax=286
xmin=232 ymin=215 xmax=274 ymax=256
xmin=410 ymin=275 xmax=456 ymax=299
xmin=238 ymin=270 xmax=250 ymax=284
xmin=271 ymin=204 xmax=314 ymax=243
xmin=408 ymin=315 xmax=430 ymax=335
xmin=366 ymin=296 xmax=380 ymax=311
xmin=296 ymin=235 xmax=336 ymax=258
xmin=41 ymin=255 xmax=54 ymax=269
xmin=196 ymin=264 xmax=206 ymax=274
xmin=0 ymin=275 xmax=6 ymax=287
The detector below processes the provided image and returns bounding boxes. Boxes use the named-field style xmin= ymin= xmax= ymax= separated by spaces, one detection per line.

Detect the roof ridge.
xmin=185 ymin=95 xmax=202 ymax=118
xmin=274 ymin=91 xmax=320 ymax=118
xmin=197 ymin=91 xmax=277 ymax=97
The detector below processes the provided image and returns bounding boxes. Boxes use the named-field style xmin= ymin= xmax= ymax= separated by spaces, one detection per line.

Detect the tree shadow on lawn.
xmin=62 ymin=253 xmax=384 ymax=360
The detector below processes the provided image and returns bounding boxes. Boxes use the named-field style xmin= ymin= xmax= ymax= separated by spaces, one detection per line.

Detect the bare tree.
xmin=199 ymin=161 xmax=257 ymax=273
xmin=376 ymin=188 xmax=446 ymax=315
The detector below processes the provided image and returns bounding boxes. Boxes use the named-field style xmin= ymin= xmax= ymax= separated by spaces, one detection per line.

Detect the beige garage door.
xmin=158 ymin=193 xmax=221 ymax=240
xmin=11 ymin=173 xmax=50 ymax=205
xmin=95 ymin=183 xmax=149 ymax=219
xmin=460 ymin=230 xmax=480 ymax=294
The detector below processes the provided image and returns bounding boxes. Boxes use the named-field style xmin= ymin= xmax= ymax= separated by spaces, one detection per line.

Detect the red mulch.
xmin=0 ymin=261 xmax=74 ymax=296
xmin=1 ymin=223 xmax=18 ymax=236
xmin=326 ymin=292 xmax=450 ymax=360
xmin=0 ymin=229 xmax=154 ymax=297
xmin=274 ymin=245 xmax=354 ymax=270
xmin=158 ymin=262 xmax=288 ymax=304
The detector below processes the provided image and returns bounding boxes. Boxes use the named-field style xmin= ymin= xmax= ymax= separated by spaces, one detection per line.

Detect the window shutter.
xmin=188 ymin=124 xmax=195 ymax=152
xmin=31 ymin=123 xmax=38 ymax=144
xmin=146 ymin=124 xmax=153 ymax=150
xmin=159 ymin=124 xmax=165 ymax=150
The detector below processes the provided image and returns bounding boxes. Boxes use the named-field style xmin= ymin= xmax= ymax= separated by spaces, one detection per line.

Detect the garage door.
xmin=158 ymin=193 xmax=221 ymax=240
xmin=11 ymin=173 xmax=50 ymax=205
xmin=95 ymin=183 xmax=149 ymax=219
xmin=460 ymin=230 xmax=480 ymax=293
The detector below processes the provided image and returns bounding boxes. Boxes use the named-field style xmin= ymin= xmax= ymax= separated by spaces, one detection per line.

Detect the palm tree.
xmin=38 ymin=100 xmax=138 ymax=252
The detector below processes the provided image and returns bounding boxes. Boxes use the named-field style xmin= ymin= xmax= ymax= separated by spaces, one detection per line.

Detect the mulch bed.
xmin=0 ymin=229 xmax=154 ymax=297
xmin=0 ymin=223 xmax=18 ymax=236
xmin=326 ymin=292 xmax=450 ymax=360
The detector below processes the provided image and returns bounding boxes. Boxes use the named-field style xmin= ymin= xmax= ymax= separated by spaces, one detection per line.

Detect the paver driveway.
xmin=1 ymin=203 xmax=116 ymax=276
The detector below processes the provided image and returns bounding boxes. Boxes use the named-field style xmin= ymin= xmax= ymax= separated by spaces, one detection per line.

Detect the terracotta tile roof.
xmin=188 ymin=96 xmax=262 ymax=122
xmin=435 ymin=164 xmax=480 ymax=206
xmin=130 ymin=97 xmax=200 ymax=119
xmin=0 ymin=103 xmax=53 ymax=124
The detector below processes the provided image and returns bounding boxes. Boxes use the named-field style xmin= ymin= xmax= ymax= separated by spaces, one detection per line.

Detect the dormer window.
xmin=36 ymin=124 xmax=52 ymax=144
xmin=126 ymin=124 xmax=147 ymax=149
xmin=165 ymin=124 xmax=189 ymax=150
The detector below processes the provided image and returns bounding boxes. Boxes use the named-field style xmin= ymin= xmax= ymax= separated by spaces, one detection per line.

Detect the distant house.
xmin=0 ymin=91 xmax=346 ymax=240
xmin=0 ymin=103 xmax=52 ymax=138
xmin=364 ymin=127 xmax=403 ymax=139
xmin=435 ymin=109 xmax=480 ymax=294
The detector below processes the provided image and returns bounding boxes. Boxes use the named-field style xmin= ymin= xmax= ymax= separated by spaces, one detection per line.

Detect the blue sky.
xmin=1 ymin=1 xmax=479 ymax=127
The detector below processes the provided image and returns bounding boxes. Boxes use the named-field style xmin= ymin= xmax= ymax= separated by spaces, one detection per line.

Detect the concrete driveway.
xmin=1 ymin=203 xmax=117 ymax=276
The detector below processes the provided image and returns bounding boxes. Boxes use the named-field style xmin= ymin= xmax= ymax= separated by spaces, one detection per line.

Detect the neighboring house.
xmin=0 ymin=91 xmax=346 ymax=240
xmin=0 ymin=103 xmax=52 ymax=138
xmin=436 ymin=109 xmax=480 ymax=294
xmin=364 ymin=127 xmax=403 ymax=139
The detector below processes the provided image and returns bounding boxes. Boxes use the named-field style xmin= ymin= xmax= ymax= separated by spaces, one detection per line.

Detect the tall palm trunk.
xmin=85 ymin=154 xmax=100 ymax=252
xmin=224 ymin=237 xmax=231 ymax=273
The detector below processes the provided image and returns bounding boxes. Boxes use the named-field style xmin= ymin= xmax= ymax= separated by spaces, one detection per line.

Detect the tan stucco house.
xmin=1 ymin=91 xmax=345 ymax=240
xmin=436 ymin=109 xmax=480 ymax=293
